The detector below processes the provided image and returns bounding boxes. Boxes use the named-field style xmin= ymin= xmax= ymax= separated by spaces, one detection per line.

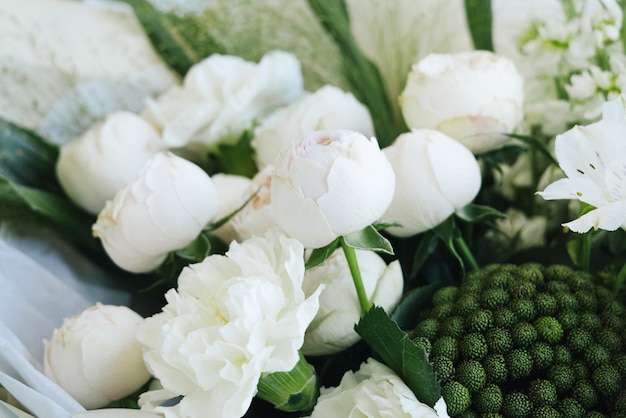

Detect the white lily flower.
xmin=538 ymin=96 xmax=626 ymax=232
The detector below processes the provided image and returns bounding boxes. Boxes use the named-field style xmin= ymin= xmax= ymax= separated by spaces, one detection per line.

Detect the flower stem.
xmin=578 ymin=232 xmax=592 ymax=272
xmin=454 ymin=233 xmax=479 ymax=271
xmin=340 ymin=237 xmax=371 ymax=314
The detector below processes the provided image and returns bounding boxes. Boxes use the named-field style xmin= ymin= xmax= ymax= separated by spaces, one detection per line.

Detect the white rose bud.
xmin=381 ymin=130 xmax=481 ymax=237
xmin=400 ymin=51 xmax=524 ymax=153
xmin=271 ymin=130 xmax=395 ymax=248
xmin=93 ymin=152 xmax=219 ymax=273
xmin=302 ymin=248 xmax=403 ymax=356
xmin=56 ymin=111 xmax=164 ymax=214
xmin=43 ymin=304 xmax=150 ymax=410
xmin=251 ymin=85 xmax=374 ymax=168
xmin=142 ymin=50 xmax=303 ymax=149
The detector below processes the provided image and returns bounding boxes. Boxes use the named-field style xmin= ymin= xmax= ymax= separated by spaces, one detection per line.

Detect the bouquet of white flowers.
xmin=1 ymin=0 xmax=626 ymax=417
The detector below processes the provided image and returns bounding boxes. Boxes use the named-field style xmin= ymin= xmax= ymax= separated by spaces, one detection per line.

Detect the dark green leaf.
xmin=455 ymin=203 xmax=506 ymax=224
xmin=464 ymin=0 xmax=493 ymax=51
xmin=434 ymin=217 xmax=465 ymax=273
xmin=214 ymin=130 xmax=258 ymax=178
xmin=343 ymin=225 xmax=394 ymax=255
xmin=506 ymin=133 xmax=559 ymax=166
xmin=391 ymin=283 xmax=442 ymax=330
xmin=0 ymin=119 xmax=60 ymax=191
xmin=175 ymin=233 xmax=212 ymax=262
xmin=305 ymin=238 xmax=340 ymax=270
xmin=119 ymin=0 xmax=213 ymax=76
xmin=355 ymin=306 xmax=441 ymax=407
xmin=409 ymin=231 xmax=437 ymax=280
xmin=307 ymin=0 xmax=405 ymax=147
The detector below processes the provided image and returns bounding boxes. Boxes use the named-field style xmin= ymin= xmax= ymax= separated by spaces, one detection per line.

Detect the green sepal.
xmin=455 ymin=203 xmax=506 ymax=224
xmin=257 ymin=352 xmax=318 ymax=413
xmin=343 ymin=225 xmax=394 ymax=255
xmin=305 ymin=238 xmax=340 ymax=270
xmin=355 ymin=306 xmax=441 ymax=407
xmin=464 ymin=0 xmax=493 ymax=51
xmin=175 ymin=232 xmax=212 ymax=263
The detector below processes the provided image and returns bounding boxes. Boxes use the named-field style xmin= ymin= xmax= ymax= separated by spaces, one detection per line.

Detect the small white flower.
xmin=538 ymin=95 xmax=626 ymax=232
xmin=305 ymin=358 xmax=447 ymax=418
xmin=301 ymin=248 xmax=403 ymax=356
xmin=251 ymin=85 xmax=374 ymax=168
xmin=93 ymin=152 xmax=219 ymax=273
xmin=381 ymin=130 xmax=482 ymax=237
xmin=400 ymin=51 xmax=524 ymax=153
xmin=142 ymin=51 xmax=303 ymax=149
xmin=43 ymin=304 xmax=150 ymax=410
xmin=56 ymin=111 xmax=164 ymax=214
xmin=138 ymin=229 xmax=321 ymax=418
xmin=271 ymin=129 xmax=395 ymax=248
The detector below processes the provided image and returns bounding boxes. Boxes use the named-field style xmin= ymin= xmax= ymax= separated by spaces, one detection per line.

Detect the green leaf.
xmin=391 ymin=283 xmax=442 ymax=331
xmin=305 ymin=238 xmax=340 ymax=270
xmin=119 ymin=0 xmax=210 ymax=76
xmin=355 ymin=306 xmax=441 ymax=407
xmin=175 ymin=233 xmax=212 ymax=263
xmin=622 ymin=0 xmax=626 ymax=55
xmin=0 ymin=178 xmax=98 ymax=252
xmin=408 ymin=231 xmax=437 ymax=280
xmin=0 ymin=119 xmax=60 ymax=191
xmin=307 ymin=0 xmax=405 ymax=147
xmin=455 ymin=203 xmax=506 ymax=224
xmin=434 ymin=217 xmax=466 ymax=273
xmin=464 ymin=0 xmax=493 ymax=51
xmin=343 ymin=225 xmax=394 ymax=254
xmin=214 ymin=130 xmax=258 ymax=178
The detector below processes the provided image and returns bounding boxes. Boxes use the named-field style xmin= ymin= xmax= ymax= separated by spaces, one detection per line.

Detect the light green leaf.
xmin=464 ymin=0 xmax=494 ymax=51
xmin=355 ymin=306 xmax=441 ymax=407
xmin=343 ymin=225 xmax=394 ymax=254
xmin=305 ymin=238 xmax=340 ymax=270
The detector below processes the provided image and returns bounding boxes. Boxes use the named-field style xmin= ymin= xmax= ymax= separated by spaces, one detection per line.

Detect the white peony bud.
xmin=381 ymin=130 xmax=481 ymax=237
xmin=142 ymin=50 xmax=303 ymax=149
xmin=209 ymin=173 xmax=253 ymax=244
xmin=251 ymin=85 xmax=374 ymax=168
xmin=56 ymin=111 xmax=164 ymax=214
xmin=43 ymin=304 xmax=150 ymax=410
xmin=302 ymin=248 xmax=403 ymax=356
xmin=400 ymin=51 xmax=524 ymax=153
xmin=271 ymin=130 xmax=395 ymax=248
xmin=93 ymin=152 xmax=219 ymax=273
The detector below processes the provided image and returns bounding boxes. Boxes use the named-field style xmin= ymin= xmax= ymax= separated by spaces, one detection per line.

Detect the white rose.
xmin=142 ymin=50 xmax=303 ymax=149
xmin=43 ymin=304 xmax=150 ymax=410
xmin=271 ymin=130 xmax=395 ymax=248
xmin=302 ymin=248 xmax=403 ymax=356
xmin=138 ymin=229 xmax=322 ymax=418
xmin=209 ymin=173 xmax=253 ymax=244
xmin=400 ymin=51 xmax=524 ymax=153
xmin=251 ymin=85 xmax=374 ymax=168
xmin=381 ymin=130 xmax=481 ymax=237
xmin=230 ymin=164 xmax=279 ymax=242
xmin=93 ymin=152 xmax=219 ymax=273
xmin=56 ymin=111 xmax=164 ymax=214
xmin=305 ymin=358 xmax=445 ymax=418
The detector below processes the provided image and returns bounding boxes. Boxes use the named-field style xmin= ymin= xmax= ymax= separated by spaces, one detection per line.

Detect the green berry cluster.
xmin=413 ymin=263 xmax=626 ymax=417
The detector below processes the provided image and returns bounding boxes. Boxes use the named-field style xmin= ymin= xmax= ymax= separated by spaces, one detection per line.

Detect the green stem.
xmin=340 ymin=237 xmax=371 ymax=314
xmin=454 ymin=233 xmax=479 ymax=271
xmin=578 ymin=232 xmax=592 ymax=273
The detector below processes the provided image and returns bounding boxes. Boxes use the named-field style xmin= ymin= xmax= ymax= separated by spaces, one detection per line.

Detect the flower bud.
xmin=271 ymin=130 xmax=395 ymax=248
xmin=56 ymin=111 xmax=164 ymax=214
xmin=43 ymin=304 xmax=150 ymax=410
xmin=251 ymin=85 xmax=374 ymax=168
xmin=257 ymin=353 xmax=318 ymax=412
xmin=302 ymin=248 xmax=403 ymax=355
xmin=400 ymin=51 xmax=524 ymax=153
xmin=93 ymin=152 xmax=219 ymax=273
xmin=381 ymin=130 xmax=481 ymax=237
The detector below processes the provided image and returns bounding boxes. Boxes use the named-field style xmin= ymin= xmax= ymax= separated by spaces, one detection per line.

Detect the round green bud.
xmin=534 ymin=316 xmax=563 ymax=344
xmin=506 ymin=349 xmax=533 ymax=380
xmin=431 ymin=356 xmax=455 ymax=383
xmin=591 ymin=364 xmax=620 ymax=397
xmin=483 ymin=354 xmax=507 ymax=384
xmin=567 ymin=328 xmax=593 ymax=353
xmin=557 ymin=310 xmax=579 ymax=331
xmin=578 ymin=312 xmax=601 ymax=332
xmin=494 ymin=307 xmax=516 ymax=329
xmin=557 ymin=397 xmax=585 ymax=418
xmin=414 ymin=318 xmax=439 ymax=339
xmin=512 ymin=322 xmax=537 ymax=348
xmin=552 ymin=345 xmax=572 ymax=364
xmin=486 ymin=327 xmax=513 ymax=355
xmin=531 ymin=405 xmax=560 ymax=418
xmin=474 ymin=384 xmax=502 ymax=414
xmin=481 ymin=288 xmax=509 ymax=310
xmin=556 ymin=293 xmax=579 ymax=311
xmin=584 ymin=343 xmax=610 ymax=369
xmin=549 ymin=364 xmax=576 ymax=393
xmin=530 ymin=342 xmax=553 ymax=370
xmin=535 ymin=293 xmax=557 ymax=316
xmin=441 ymin=381 xmax=471 ymax=416
xmin=528 ymin=379 xmax=557 ymax=406
xmin=431 ymin=302 xmax=454 ymax=320
xmin=439 ymin=316 xmax=465 ymax=338
xmin=460 ymin=333 xmax=488 ymax=360
xmin=574 ymin=290 xmax=597 ymax=311
xmin=596 ymin=329 xmax=622 ymax=353
xmin=571 ymin=360 xmax=589 ymax=381
xmin=431 ymin=336 xmax=459 ymax=361
xmin=572 ymin=380 xmax=597 ymax=410
xmin=508 ymin=280 xmax=536 ymax=299
xmin=468 ymin=309 xmax=493 ymax=333
xmin=456 ymin=360 xmax=486 ymax=393
xmin=502 ymin=392 xmax=532 ymax=418
xmin=455 ymin=294 xmax=481 ymax=316
xmin=511 ymin=299 xmax=536 ymax=322
xmin=432 ymin=286 xmax=460 ymax=305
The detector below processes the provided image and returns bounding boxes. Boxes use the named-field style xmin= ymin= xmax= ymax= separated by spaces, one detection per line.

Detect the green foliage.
xmin=441 ymin=381 xmax=471 ymax=416
xmin=464 ymin=0 xmax=493 ymax=51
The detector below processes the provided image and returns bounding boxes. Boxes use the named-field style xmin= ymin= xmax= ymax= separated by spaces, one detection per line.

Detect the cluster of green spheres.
xmin=412 ymin=263 xmax=626 ymax=418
